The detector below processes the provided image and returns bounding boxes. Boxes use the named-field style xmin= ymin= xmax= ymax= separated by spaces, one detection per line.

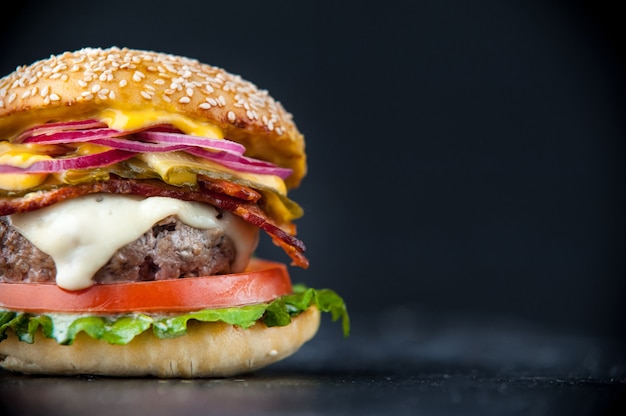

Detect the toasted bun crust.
xmin=0 ymin=47 xmax=305 ymax=187
xmin=0 ymin=306 xmax=319 ymax=378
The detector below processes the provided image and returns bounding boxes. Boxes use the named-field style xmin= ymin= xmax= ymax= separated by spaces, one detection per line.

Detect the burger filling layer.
xmin=0 ymin=194 xmax=259 ymax=290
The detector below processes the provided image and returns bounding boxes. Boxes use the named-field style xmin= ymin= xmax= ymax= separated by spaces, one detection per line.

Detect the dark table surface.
xmin=1 ymin=308 xmax=625 ymax=416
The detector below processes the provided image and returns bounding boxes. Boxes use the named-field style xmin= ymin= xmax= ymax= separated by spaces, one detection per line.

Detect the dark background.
xmin=1 ymin=0 xmax=624 ymax=344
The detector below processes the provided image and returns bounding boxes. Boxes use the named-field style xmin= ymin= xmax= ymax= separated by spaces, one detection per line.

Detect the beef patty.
xmin=0 ymin=215 xmax=236 ymax=284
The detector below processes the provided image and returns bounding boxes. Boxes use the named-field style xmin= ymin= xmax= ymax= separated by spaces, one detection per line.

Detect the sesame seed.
xmin=178 ymin=96 xmax=191 ymax=104
xmin=49 ymin=93 xmax=60 ymax=101
xmin=140 ymin=91 xmax=152 ymax=99
xmin=40 ymin=86 xmax=49 ymax=97
xmin=153 ymin=79 xmax=165 ymax=85
xmin=91 ymin=84 xmax=101 ymax=93
xmin=119 ymin=79 xmax=127 ymax=88
xmin=162 ymin=95 xmax=171 ymax=103
xmin=227 ymin=111 xmax=236 ymax=122
xmin=199 ymin=102 xmax=211 ymax=109
xmin=132 ymin=70 xmax=145 ymax=82
xmin=52 ymin=64 xmax=66 ymax=73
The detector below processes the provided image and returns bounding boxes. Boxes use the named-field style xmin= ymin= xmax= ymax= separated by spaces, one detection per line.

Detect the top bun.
xmin=0 ymin=47 xmax=306 ymax=188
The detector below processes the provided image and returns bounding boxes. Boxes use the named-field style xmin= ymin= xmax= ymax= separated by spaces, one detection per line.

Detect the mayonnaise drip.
xmin=9 ymin=194 xmax=259 ymax=290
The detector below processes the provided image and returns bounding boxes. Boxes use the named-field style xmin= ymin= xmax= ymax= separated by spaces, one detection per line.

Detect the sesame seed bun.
xmin=0 ymin=306 xmax=320 ymax=378
xmin=0 ymin=47 xmax=306 ymax=188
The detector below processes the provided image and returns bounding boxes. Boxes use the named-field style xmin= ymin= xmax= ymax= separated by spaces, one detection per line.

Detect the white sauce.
xmin=9 ymin=194 xmax=259 ymax=290
xmin=49 ymin=313 xmax=83 ymax=343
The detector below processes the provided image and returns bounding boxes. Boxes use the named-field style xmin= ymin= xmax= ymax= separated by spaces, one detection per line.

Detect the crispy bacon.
xmin=0 ymin=176 xmax=308 ymax=268
xmin=197 ymin=176 xmax=261 ymax=202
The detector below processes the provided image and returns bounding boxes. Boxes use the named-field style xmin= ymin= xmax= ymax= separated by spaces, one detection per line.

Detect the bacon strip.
xmin=0 ymin=176 xmax=308 ymax=268
xmin=197 ymin=176 xmax=261 ymax=202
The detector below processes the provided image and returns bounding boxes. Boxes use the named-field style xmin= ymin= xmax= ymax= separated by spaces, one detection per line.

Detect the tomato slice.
xmin=0 ymin=258 xmax=292 ymax=314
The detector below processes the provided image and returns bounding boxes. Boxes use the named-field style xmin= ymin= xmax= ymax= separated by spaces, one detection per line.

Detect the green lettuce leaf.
xmin=0 ymin=287 xmax=349 ymax=346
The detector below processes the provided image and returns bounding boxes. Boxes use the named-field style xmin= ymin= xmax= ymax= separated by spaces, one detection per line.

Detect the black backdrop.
xmin=1 ymin=0 xmax=624 ymax=343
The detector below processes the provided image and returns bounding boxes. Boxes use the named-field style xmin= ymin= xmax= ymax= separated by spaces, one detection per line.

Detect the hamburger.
xmin=0 ymin=47 xmax=348 ymax=377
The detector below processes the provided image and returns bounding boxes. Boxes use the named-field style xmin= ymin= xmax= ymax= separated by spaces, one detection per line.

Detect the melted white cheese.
xmin=9 ymin=194 xmax=259 ymax=290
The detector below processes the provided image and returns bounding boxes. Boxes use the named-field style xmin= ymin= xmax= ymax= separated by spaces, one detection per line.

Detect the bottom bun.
xmin=0 ymin=306 xmax=320 ymax=378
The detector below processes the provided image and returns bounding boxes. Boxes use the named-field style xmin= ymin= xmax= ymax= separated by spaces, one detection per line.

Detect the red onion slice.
xmin=15 ymin=120 xmax=108 ymax=143
xmin=136 ymin=131 xmax=245 ymax=154
xmin=23 ymin=129 xmax=246 ymax=156
xmin=23 ymin=128 xmax=125 ymax=145
xmin=89 ymin=137 xmax=190 ymax=153
xmin=186 ymin=148 xmax=293 ymax=179
xmin=0 ymin=150 xmax=136 ymax=174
